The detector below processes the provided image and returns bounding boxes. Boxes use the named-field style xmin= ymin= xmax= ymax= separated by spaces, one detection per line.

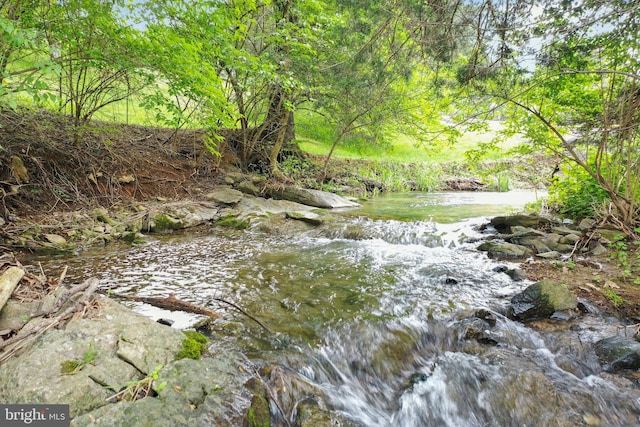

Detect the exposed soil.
xmin=1 ymin=109 xmax=640 ymax=322
xmin=0 ymin=108 xmax=225 ymax=217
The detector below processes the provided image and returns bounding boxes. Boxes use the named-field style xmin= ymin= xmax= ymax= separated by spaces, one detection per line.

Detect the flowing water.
xmin=29 ymin=191 xmax=640 ymax=426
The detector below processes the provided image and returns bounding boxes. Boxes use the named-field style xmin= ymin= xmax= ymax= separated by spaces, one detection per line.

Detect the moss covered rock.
xmin=510 ymin=279 xmax=578 ymax=321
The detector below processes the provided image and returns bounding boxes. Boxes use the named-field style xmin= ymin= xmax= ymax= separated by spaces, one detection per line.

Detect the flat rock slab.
xmin=266 ymin=185 xmax=360 ymax=209
xmin=204 ymin=187 xmax=244 ymax=205
xmin=73 ymin=353 xmax=252 ymax=427
xmin=0 ymin=296 xmax=184 ymax=417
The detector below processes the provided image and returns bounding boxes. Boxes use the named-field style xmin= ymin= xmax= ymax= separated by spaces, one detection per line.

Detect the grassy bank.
xmin=291 ymin=111 xmax=547 ymax=194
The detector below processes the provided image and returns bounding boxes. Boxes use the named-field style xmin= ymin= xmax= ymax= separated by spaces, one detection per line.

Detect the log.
xmin=116 ymin=293 xmax=222 ymax=318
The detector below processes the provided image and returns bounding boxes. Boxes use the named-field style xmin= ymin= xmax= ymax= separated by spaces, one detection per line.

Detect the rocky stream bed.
xmin=1 ymin=182 xmax=640 ymax=426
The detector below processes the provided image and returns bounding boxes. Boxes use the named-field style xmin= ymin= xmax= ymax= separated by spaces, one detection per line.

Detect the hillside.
xmin=0 ymin=109 xmax=224 ymax=218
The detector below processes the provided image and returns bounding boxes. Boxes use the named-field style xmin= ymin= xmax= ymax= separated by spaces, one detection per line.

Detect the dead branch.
xmin=209 ymin=297 xmax=271 ymax=334
xmin=111 ymin=292 xmax=222 ymax=318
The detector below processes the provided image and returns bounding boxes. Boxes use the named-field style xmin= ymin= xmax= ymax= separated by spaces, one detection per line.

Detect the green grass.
xmin=295 ymin=111 xmax=522 ymax=164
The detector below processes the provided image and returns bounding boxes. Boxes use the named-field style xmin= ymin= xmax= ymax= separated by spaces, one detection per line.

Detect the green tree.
xmin=0 ymin=0 xmax=57 ymax=107
xmin=45 ymin=0 xmax=153 ymax=142
xmin=449 ymin=0 xmax=640 ymax=233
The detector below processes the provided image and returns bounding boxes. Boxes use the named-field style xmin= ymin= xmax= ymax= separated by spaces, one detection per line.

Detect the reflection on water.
xmin=27 ymin=190 xmax=640 ymax=426
xmin=349 ymin=190 xmax=545 ymax=222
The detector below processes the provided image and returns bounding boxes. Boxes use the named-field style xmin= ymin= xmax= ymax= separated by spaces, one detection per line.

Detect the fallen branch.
xmin=209 ymin=297 xmax=271 ymax=334
xmin=111 ymin=292 xmax=222 ymax=318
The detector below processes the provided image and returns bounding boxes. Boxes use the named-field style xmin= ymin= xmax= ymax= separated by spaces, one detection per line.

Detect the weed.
xmin=61 ymin=345 xmax=98 ymax=375
xmin=602 ymin=287 xmax=624 ymax=308
xmin=107 ymin=364 xmax=167 ymax=402
xmin=608 ymin=235 xmax=640 ymax=282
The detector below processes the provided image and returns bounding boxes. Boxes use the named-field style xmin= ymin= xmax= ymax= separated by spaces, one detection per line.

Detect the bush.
xmin=547 ymin=162 xmax=609 ymax=220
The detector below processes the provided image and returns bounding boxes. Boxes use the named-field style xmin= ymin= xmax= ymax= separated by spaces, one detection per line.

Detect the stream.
xmin=29 ymin=191 xmax=640 ymax=426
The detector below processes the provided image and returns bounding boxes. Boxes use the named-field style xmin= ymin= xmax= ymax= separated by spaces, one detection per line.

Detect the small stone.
xmin=43 ymin=233 xmax=67 ymax=245
xmin=536 ymin=251 xmax=562 ymax=259
xmin=157 ymin=318 xmax=174 ymax=327
xmin=117 ymin=174 xmax=135 ymax=184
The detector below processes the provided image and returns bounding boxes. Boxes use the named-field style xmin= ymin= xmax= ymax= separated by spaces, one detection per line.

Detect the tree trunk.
xmin=269 ymin=109 xmax=291 ymax=181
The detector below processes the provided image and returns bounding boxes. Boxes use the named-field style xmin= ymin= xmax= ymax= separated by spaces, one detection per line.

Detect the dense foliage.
xmin=0 ymin=0 xmax=638 ymax=230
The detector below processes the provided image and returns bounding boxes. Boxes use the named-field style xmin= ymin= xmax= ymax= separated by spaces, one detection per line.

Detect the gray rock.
xmin=0 ymin=297 xmax=184 ymax=417
xmin=510 ymin=236 xmax=551 ymax=253
xmin=285 ymin=211 xmax=323 ymax=226
xmin=505 ymin=268 xmax=527 ymax=281
xmin=510 ymin=279 xmax=578 ymax=321
xmin=589 ymin=244 xmax=608 ymax=256
xmin=149 ymin=202 xmax=219 ymax=231
xmin=266 ymin=185 xmax=359 ymax=209
xmin=559 ymin=233 xmax=580 ymax=245
xmin=594 ymin=336 xmax=640 ymax=371
xmin=596 ymin=228 xmax=627 ymax=244
xmin=578 ymin=218 xmax=596 ymax=231
xmin=510 ymin=226 xmax=546 ymax=237
xmin=536 ymin=251 xmax=562 ymax=259
xmin=551 ymin=226 xmax=579 ymax=235
xmin=236 ymin=180 xmax=261 ymax=196
xmin=0 ymin=299 xmax=38 ymax=330
xmin=477 ymin=242 xmax=533 ymax=259
xmin=204 ymin=187 xmax=244 ymax=205
xmin=234 ymin=195 xmax=316 ymax=219
xmin=73 ymin=354 xmax=252 ymax=427
xmin=490 ymin=215 xmax=552 ymax=233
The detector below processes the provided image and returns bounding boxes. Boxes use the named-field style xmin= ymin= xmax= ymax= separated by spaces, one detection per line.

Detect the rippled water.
xmin=29 ymin=191 xmax=640 ymax=426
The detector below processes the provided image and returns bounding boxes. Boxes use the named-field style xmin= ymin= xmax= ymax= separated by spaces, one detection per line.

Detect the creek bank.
xmin=2 ymin=182 xmax=359 ymax=253
xmin=476 ymin=213 xmax=640 ymax=380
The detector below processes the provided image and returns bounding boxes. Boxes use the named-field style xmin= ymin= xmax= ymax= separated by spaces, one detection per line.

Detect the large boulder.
xmin=0 ymin=297 xmax=184 ymax=418
xmin=594 ymin=336 xmax=640 ymax=372
xmin=510 ymin=279 xmax=578 ymax=321
xmin=266 ymin=185 xmax=359 ymax=209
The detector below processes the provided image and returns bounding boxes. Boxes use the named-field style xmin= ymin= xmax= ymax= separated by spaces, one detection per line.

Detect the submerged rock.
xmin=510 ymin=279 xmax=578 ymax=321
